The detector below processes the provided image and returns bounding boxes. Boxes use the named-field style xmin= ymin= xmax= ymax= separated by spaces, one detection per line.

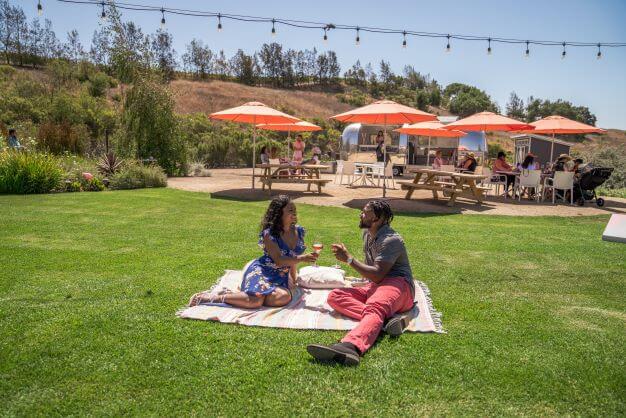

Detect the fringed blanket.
xmin=177 ymin=269 xmax=444 ymax=333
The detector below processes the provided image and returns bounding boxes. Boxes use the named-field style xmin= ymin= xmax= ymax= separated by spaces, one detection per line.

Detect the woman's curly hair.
xmin=260 ymin=194 xmax=292 ymax=238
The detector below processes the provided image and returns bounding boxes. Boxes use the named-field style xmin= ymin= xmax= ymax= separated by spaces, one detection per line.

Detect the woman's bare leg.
xmin=264 ymin=287 xmax=292 ymax=307
xmin=221 ymin=292 xmax=265 ymax=308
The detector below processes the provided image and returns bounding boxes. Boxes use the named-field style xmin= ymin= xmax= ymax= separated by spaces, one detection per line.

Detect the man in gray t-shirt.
xmin=307 ymin=200 xmax=415 ymax=366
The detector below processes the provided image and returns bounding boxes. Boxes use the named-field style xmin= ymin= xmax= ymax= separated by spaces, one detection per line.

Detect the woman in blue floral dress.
xmin=189 ymin=195 xmax=319 ymax=308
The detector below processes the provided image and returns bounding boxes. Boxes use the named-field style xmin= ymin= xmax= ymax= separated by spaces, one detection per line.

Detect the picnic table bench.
xmin=256 ymin=164 xmax=331 ymax=193
xmin=398 ymin=168 xmax=488 ymax=206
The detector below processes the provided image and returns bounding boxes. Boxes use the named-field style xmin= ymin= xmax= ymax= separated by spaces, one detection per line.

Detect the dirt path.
xmin=168 ymin=168 xmax=626 ymax=217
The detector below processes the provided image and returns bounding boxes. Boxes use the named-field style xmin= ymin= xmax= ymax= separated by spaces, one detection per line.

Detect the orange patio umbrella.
xmin=331 ymin=100 xmax=437 ymax=197
xmin=395 ymin=121 xmax=466 ymax=166
xmin=256 ymin=121 xmax=322 ymax=159
xmin=518 ymin=115 xmax=606 ymax=161
xmin=210 ymin=102 xmax=299 ymax=189
xmin=443 ymin=111 xmax=535 ymax=132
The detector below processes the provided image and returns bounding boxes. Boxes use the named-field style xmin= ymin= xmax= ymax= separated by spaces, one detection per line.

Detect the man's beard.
xmin=359 ymin=219 xmax=372 ymax=229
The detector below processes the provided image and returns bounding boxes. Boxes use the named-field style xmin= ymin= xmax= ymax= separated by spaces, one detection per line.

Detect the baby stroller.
xmin=573 ymin=166 xmax=613 ymax=207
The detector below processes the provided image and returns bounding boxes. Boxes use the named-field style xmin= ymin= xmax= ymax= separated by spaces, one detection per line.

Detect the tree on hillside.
xmin=444 ymin=83 xmax=498 ymax=117
xmin=181 ymin=39 xmax=212 ymax=79
xmin=213 ymin=50 xmax=230 ymax=80
xmin=258 ymin=42 xmax=283 ymax=87
xmin=344 ymin=60 xmax=366 ymax=88
xmin=64 ymin=30 xmax=85 ymax=62
xmin=90 ymin=26 xmax=111 ymax=68
xmin=230 ymin=49 xmax=258 ymax=85
xmin=108 ymin=11 xmax=151 ymax=84
xmin=150 ymin=30 xmax=176 ymax=81
xmin=506 ymin=91 xmax=525 ymax=120
xmin=525 ymin=97 xmax=596 ymax=125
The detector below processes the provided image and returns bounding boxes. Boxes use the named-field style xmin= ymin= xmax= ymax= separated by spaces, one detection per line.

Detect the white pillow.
xmin=297 ymin=266 xmax=346 ymax=289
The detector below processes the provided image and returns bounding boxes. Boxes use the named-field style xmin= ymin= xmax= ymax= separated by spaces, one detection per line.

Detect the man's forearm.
xmin=349 ymin=258 xmax=385 ymax=283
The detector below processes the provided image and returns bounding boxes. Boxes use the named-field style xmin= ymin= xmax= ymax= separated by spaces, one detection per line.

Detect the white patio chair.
xmin=372 ymin=163 xmax=395 ymax=189
xmin=481 ymin=167 xmax=507 ymax=197
xmin=543 ymin=171 xmax=574 ymax=205
xmin=514 ymin=169 xmax=542 ymax=202
xmin=336 ymin=161 xmax=357 ymax=185
xmin=334 ymin=160 xmax=344 ymax=183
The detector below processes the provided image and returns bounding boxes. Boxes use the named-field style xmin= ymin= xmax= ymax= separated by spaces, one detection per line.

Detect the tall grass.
xmin=0 ymin=150 xmax=63 ymax=194
xmin=109 ymin=162 xmax=167 ymax=190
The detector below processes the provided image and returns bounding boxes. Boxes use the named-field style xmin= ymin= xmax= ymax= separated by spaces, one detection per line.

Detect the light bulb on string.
xmin=355 ymin=27 xmax=360 ymax=46
xmin=271 ymin=19 xmax=276 ymax=37
xmin=217 ymin=14 xmax=222 ymax=32
xmin=37 ymin=0 xmax=42 ymax=16
xmin=445 ymin=34 xmax=451 ymax=53
xmin=160 ymin=8 xmax=166 ymax=29
xmin=561 ymin=42 xmax=566 ymax=59
xmin=487 ymin=38 xmax=492 ymax=55
xmin=323 ymin=28 xmax=328 ymax=44
xmin=597 ymin=43 xmax=602 ymax=60
xmin=402 ymin=31 xmax=407 ymax=48
xmin=100 ymin=2 xmax=107 ymax=22
xmin=524 ymin=41 xmax=530 ymax=58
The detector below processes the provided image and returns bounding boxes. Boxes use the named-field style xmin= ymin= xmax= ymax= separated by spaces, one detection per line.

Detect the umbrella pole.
xmin=383 ymin=117 xmax=387 ymax=198
xmin=287 ymin=131 xmax=291 ymax=160
xmin=550 ymin=132 xmax=555 ymax=163
xmin=252 ymin=120 xmax=256 ymax=190
xmin=426 ymin=136 xmax=431 ymax=166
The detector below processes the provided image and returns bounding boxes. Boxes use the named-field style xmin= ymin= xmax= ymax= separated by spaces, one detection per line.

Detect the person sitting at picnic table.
xmin=260 ymin=146 xmax=270 ymax=165
xmin=188 ymin=195 xmax=319 ymax=308
xmin=518 ymin=152 xmax=540 ymax=171
xmin=431 ymin=150 xmax=444 ymax=170
xmin=493 ymin=151 xmax=516 ymax=196
xmin=305 ymin=144 xmax=322 ymax=164
xmin=6 ymin=129 xmax=22 ymax=150
xmin=307 ymin=200 xmax=415 ymax=366
xmin=458 ymin=152 xmax=478 ymax=173
xmin=550 ymin=154 xmax=572 ymax=174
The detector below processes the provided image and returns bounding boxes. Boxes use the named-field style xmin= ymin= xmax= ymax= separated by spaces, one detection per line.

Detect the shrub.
xmin=0 ymin=65 xmax=17 ymax=79
xmin=83 ymin=177 xmax=105 ymax=191
xmin=109 ymin=162 xmax=167 ymax=190
xmin=88 ymin=72 xmax=110 ymax=97
xmin=188 ymin=161 xmax=211 ymax=177
xmin=0 ymin=151 xmax=63 ymax=194
xmin=97 ymin=152 xmax=124 ymax=176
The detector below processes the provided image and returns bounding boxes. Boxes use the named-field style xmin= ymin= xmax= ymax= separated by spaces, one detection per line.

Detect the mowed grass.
xmin=0 ymin=188 xmax=624 ymax=417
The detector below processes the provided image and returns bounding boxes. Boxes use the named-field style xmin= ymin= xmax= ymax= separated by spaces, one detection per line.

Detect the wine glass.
xmin=312 ymin=236 xmax=323 ymax=267
xmin=332 ymin=234 xmax=342 ymax=269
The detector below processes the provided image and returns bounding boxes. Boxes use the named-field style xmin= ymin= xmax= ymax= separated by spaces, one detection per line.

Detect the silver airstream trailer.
xmin=340 ymin=120 xmax=487 ymax=176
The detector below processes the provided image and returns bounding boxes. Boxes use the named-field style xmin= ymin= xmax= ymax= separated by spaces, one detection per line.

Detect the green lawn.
xmin=1 ymin=189 xmax=624 ymax=416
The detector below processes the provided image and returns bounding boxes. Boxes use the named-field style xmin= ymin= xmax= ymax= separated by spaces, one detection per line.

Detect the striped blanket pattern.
xmin=177 ymin=269 xmax=444 ymax=333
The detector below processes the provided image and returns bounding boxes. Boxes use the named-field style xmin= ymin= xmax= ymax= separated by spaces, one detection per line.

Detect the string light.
xmin=525 ymin=41 xmax=530 ymax=58
xmin=487 ymin=37 xmax=492 ymax=55
xmin=100 ymin=1 xmax=106 ymax=22
xmin=50 ymin=0 xmax=626 ymax=60
xmin=217 ymin=13 xmax=222 ymax=32
xmin=323 ymin=28 xmax=328 ymax=44
xmin=37 ymin=0 xmax=43 ymax=16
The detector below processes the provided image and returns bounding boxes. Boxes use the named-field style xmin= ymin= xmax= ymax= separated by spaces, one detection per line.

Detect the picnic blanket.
xmin=177 ymin=269 xmax=444 ymax=333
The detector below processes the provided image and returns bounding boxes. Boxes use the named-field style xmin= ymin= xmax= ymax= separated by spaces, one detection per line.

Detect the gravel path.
xmin=168 ymin=168 xmax=626 ymax=217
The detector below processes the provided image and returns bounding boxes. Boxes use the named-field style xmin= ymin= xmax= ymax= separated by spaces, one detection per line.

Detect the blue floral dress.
xmin=241 ymin=226 xmax=306 ymax=296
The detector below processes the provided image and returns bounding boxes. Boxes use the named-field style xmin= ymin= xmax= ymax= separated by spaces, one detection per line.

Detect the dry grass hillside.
xmin=170 ymin=79 xmax=353 ymax=119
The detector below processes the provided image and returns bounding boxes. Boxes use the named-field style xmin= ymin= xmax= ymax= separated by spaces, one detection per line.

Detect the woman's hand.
xmin=298 ymin=252 xmax=319 ymax=263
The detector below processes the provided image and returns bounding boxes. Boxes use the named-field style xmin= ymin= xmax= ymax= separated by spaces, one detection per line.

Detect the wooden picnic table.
xmin=398 ymin=168 xmax=488 ymax=206
xmin=256 ymin=163 xmax=331 ymax=193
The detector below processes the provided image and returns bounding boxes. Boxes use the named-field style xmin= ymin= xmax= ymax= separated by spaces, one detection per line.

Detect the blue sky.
xmin=19 ymin=0 xmax=626 ymax=129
